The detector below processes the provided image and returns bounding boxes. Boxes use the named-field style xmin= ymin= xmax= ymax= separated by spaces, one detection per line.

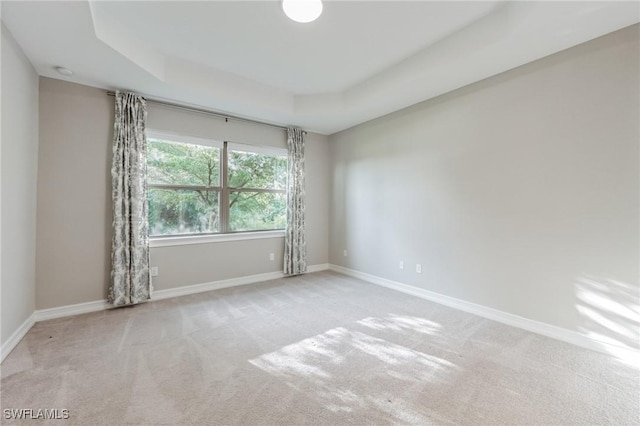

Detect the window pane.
xmin=229 ymin=191 xmax=286 ymax=231
xmin=149 ymin=188 xmax=219 ymax=236
xmin=228 ymin=151 xmax=286 ymax=190
xmin=148 ymin=139 xmax=220 ymax=187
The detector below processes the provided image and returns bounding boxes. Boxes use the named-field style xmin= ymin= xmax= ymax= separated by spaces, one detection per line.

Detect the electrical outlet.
xmin=343 ymin=249 xmax=348 ymax=257
xmin=150 ymin=266 xmax=159 ymax=277
xmin=416 ymin=264 xmax=422 ymax=274
xmin=399 ymin=261 xmax=404 ymax=270
xmin=269 ymin=252 xmax=275 ymax=261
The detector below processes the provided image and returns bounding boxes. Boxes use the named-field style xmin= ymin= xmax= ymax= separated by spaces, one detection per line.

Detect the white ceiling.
xmin=2 ymin=1 xmax=638 ymax=135
xmin=92 ymin=1 xmax=500 ymax=94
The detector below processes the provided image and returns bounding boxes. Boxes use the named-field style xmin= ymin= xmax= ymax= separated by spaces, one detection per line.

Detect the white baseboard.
xmin=1 ymin=313 xmax=35 ymax=363
xmin=32 ymin=263 xmax=332 ymax=322
xmin=5 ymin=263 xmax=635 ymax=364
xmin=153 ymin=271 xmax=286 ymax=301
xmin=1 ymin=264 xmax=330 ymax=364
xmin=0 ymin=263 xmax=337 ymax=363
xmin=307 ymin=263 xmax=330 ymax=273
xmin=329 ymin=264 xmax=639 ymax=360
xmin=35 ymin=300 xmax=111 ymax=322
xmin=153 ymin=264 xmax=327 ymax=300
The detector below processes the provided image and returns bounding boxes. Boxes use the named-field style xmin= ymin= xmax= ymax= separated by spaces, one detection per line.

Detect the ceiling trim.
xmin=3 ymin=1 xmax=639 ymax=134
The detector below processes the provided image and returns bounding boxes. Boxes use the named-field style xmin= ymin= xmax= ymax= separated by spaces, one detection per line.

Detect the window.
xmin=147 ymin=132 xmax=287 ymax=238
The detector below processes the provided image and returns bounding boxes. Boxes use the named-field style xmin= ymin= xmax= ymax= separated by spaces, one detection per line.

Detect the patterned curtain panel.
xmin=109 ymin=91 xmax=152 ymax=306
xmin=284 ymin=127 xmax=307 ymax=276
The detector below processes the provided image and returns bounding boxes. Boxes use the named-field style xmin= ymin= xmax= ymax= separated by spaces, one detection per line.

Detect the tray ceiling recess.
xmin=2 ymin=1 xmax=638 ymax=134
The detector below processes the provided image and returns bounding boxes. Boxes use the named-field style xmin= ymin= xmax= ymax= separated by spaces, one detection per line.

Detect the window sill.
xmin=150 ymin=230 xmax=285 ymax=248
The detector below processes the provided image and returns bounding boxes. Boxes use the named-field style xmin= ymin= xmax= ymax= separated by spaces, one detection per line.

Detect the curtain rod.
xmin=106 ymin=91 xmax=305 ymax=134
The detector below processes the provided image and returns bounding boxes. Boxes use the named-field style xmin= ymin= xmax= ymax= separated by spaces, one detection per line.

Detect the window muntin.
xmin=147 ymin=132 xmax=286 ymax=237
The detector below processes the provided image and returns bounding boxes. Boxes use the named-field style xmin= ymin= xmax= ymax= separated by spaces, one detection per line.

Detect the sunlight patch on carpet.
xmin=249 ymin=326 xmax=459 ymax=422
xmin=357 ymin=314 xmax=441 ymax=335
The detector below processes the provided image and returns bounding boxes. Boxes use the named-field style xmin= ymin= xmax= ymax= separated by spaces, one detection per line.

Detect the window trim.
xmin=149 ymin=230 xmax=285 ymax=248
xmin=147 ymin=130 xmax=223 ymax=149
xmin=146 ymin=130 xmax=287 ymax=243
xmin=227 ymin=141 xmax=287 ymax=157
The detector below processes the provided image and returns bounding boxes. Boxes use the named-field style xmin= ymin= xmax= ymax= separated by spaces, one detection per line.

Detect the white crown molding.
xmin=61 ymin=0 xmax=640 ymax=134
xmin=328 ymin=264 xmax=639 ymax=362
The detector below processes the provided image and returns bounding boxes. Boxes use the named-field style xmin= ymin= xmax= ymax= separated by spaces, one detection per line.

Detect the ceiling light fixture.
xmin=54 ymin=66 xmax=74 ymax=76
xmin=282 ymin=0 xmax=323 ymax=23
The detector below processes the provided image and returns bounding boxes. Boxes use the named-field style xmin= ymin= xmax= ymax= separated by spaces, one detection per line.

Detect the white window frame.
xmin=147 ymin=130 xmax=287 ymax=246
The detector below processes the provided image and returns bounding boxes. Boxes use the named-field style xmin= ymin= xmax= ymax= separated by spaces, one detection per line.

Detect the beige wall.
xmin=146 ymin=102 xmax=330 ymax=290
xmin=329 ymin=25 xmax=639 ymax=350
xmin=1 ymin=24 xmax=39 ymax=346
xmin=30 ymin=23 xmax=640 ymax=353
xmin=37 ymin=78 xmax=113 ymax=310
xmin=37 ymin=78 xmax=329 ymax=308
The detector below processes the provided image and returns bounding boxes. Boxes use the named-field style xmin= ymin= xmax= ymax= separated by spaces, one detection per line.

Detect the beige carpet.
xmin=1 ymin=271 xmax=638 ymax=425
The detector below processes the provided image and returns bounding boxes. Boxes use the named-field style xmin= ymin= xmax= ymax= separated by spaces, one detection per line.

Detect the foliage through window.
xmin=147 ymin=133 xmax=287 ymax=237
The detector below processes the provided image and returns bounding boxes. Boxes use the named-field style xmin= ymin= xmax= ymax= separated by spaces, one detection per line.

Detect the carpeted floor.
xmin=1 ymin=271 xmax=638 ymax=425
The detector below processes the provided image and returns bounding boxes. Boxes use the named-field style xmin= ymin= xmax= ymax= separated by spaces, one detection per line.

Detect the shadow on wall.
xmin=575 ymin=275 xmax=640 ymax=366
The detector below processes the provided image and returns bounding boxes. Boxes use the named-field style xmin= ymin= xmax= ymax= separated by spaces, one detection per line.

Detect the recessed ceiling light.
xmin=54 ymin=66 xmax=73 ymax=76
xmin=282 ymin=0 xmax=323 ymax=23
